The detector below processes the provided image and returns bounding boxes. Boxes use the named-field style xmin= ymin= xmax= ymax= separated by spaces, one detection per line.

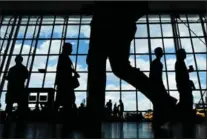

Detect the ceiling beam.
xmin=0 ymin=1 xmax=205 ymax=15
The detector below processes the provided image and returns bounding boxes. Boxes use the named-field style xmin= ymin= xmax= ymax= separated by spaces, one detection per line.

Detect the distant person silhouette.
xmin=5 ymin=55 xmax=29 ymax=118
xmin=118 ymin=100 xmax=124 ymax=119
xmin=175 ymin=49 xmax=195 ymax=137
xmin=106 ymin=99 xmax=112 ymax=116
xmin=86 ymin=2 xmax=176 ymax=135
xmin=113 ymin=103 xmax=118 ymax=117
xmin=55 ymin=42 xmax=79 ymax=137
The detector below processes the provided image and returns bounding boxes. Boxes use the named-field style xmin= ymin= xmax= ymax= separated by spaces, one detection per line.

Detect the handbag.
xmin=71 ymin=64 xmax=80 ymax=89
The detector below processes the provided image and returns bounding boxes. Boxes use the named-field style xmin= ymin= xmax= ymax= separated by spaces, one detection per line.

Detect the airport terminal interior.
xmin=0 ymin=1 xmax=206 ymax=139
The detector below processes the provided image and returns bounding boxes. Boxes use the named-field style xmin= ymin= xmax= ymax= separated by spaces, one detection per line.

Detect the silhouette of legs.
xmin=87 ymin=12 xmax=176 ymax=137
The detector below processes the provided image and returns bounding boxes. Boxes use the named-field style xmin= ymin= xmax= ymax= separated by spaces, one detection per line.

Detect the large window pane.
xmin=136 ymin=55 xmax=150 ymax=71
xmin=135 ymin=24 xmax=147 ymax=37
xmin=81 ymin=16 xmax=92 ymax=24
xmin=161 ymin=15 xmax=171 ymax=23
xmin=29 ymin=73 xmax=44 ymax=88
xmin=122 ymin=91 xmax=136 ymax=111
xmin=135 ymin=39 xmax=148 ymax=53
xmin=150 ymin=39 xmax=163 ymax=53
xmin=162 ymin=24 xmax=173 ymax=37
xmin=67 ymin=25 xmax=80 ymax=38
xmin=195 ymin=54 xmax=206 ymax=70
xmin=167 ymin=72 xmax=176 ymax=90
xmin=105 ymin=91 xmax=120 ymax=106
xmin=150 ymin=24 xmax=161 ymax=37
xmin=32 ymin=56 xmax=47 ymax=71
xmin=178 ymin=24 xmax=190 ymax=36
xmin=80 ymin=25 xmax=90 ymax=38
xmin=121 ymin=80 xmax=134 ymax=90
xmin=138 ymin=92 xmax=152 ymax=111
xmin=180 ymin=38 xmax=193 ymax=52
xmin=77 ymin=56 xmax=87 ymax=71
xmin=166 ymin=55 xmax=176 ymax=70
xmin=75 ymin=92 xmax=86 ymax=106
xmin=68 ymin=17 xmax=80 ymax=24
xmin=21 ymin=40 xmax=32 ymax=54
xmin=163 ymin=39 xmax=175 ymax=53
xmin=49 ymin=40 xmax=61 ymax=54
xmin=148 ymin=15 xmax=160 ymax=23
xmin=47 ymin=56 xmax=58 ymax=71
xmin=44 ymin=73 xmax=56 ymax=87
xmin=39 ymin=25 xmax=53 ymax=38
xmin=13 ymin=40 xmax=23 ymax=54
xmin=26 ymin=26 xmax=36 ymax=38
xmin=192 ymin=38 xmax=206 ymax=52
xmin=199 ymin=72 xmax=206 ymax=89
xmin=52 ymin=25 xmax=63 ymax=38
xmin=75 ymin=73 xmax=88 ymax=90
xmin=78 ymin=40 xmax=89 ymax=54
xmin=189 ymin=23 xmax=204 ymax=37
xmin=136 ymin=15 xmax=146 ymax=23
xmin=106 ymin=73 xmax=120 ymax=90
xmin=193 ymin=91 xmax=202 ymax=105
xmin=17 ymin=26 xmax=27 ymax=38
xmin=36 ymin=40 xmax=50 ymax=54
xmin=186 ymin=54 xmax=196 ymax=70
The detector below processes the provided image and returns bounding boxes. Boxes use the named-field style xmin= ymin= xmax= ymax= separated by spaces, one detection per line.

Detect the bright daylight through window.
xmin=0 ymin=15 xmax=206 ymax=114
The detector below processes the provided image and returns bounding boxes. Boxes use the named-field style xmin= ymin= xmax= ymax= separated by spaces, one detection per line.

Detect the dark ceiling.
xmin=0 ymin=1 xmax=206 ymax=15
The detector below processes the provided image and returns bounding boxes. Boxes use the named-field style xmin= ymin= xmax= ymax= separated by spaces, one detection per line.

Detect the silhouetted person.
xmin=86 ymin=2 xmax=176 ymax=136
xmin=150 ymin=47 xmax=177 ymax=127
xmin=55 ymin=42 xmax=79 ymax=137
xmin=175 ymin=49 xmax=195 ymax=138
xmin=113 ymin=103 xmax=118 ymax=118
xmin=55 ymin=42 xmax=79 ymax=111
xmin=118 ymin=100 xmax=124 ymax=119
xmin=78 ymin=103 xmax=86 ymax=127
xmin=79 ymin=103 xmax=85 ymax=116
xmin=106 ymin=99 xmax=112 ymax=117
xmin=5 ymin=55 xmax=29 ymax=119
xmin=150 ymin=47 xmax=164 ymax=85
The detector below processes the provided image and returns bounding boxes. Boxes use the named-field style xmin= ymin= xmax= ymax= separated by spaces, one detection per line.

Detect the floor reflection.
xmin=0 ymin=122 xmax=206 ymax=139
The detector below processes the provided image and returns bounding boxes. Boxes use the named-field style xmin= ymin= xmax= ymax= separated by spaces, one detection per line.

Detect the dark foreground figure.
xmin=5 ymin=55 xmax=29 ymax=119
xmin=86 ymin=2 xmax=177 ymax=137
xmin=175 ymin=49 xmax=196 ymax=138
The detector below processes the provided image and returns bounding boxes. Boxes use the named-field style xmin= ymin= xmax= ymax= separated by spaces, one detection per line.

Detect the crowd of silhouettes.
xmin=0 ymin=3 xmax=200 ymax=137
xmin=105 ymin=99 xmax=124 ymax=120
xmin=2 ymin=45 xmax=197 ymax=125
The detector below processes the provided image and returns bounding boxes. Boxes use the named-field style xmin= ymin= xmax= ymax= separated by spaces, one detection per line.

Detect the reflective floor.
xmin=0 ymin=122 xmax=206 ymax=139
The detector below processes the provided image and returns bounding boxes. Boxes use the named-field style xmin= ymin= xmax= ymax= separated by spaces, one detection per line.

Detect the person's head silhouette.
xmin=154 ymin=47 xmax=163 ymax=59
xmin=109 ymin=99 xmax=112 ymax=103
xmin=62 ymin=42 xmax=72 ymax=55
xmin=176 ymin=48 xmax=186 ymax=61
xmin=15 ymin=55 xmax=23 ymax=65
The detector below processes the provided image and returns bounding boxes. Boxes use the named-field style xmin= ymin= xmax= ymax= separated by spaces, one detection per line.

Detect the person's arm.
xmin=71 ymin=66 xmax=80 ymax=78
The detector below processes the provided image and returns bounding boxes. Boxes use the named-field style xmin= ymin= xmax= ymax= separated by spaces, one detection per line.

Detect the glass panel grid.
xmin=0 ymin=14 xmax=206 ymax=113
